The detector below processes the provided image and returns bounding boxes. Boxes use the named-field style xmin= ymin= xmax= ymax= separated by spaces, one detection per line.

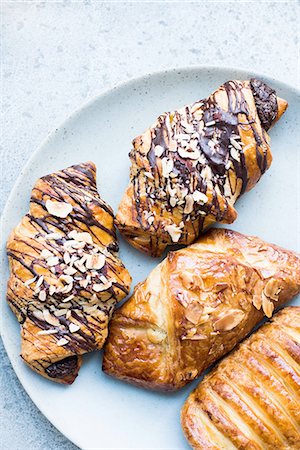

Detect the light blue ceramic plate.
xmin=1 ymin=66 xmax=299 ymax=450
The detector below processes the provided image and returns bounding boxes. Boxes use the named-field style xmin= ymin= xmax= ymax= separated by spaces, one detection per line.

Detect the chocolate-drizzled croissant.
xmin=6 ymin=162 xmax=131 ymax=384
xmin=181 ymin=307 xmax=300 ymax=450
xmin=103 ymin=229 xmax=300 ymax=391
xmin=116 ymin=79 xmax=288 ymax=256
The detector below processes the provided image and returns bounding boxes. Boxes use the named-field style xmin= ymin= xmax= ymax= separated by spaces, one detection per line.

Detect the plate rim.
xmin=1 ymin=64 xmax=299 ymax=449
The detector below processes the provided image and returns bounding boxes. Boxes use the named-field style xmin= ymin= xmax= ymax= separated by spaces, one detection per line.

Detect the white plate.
xmin=1 ymin=66 xmax=300 ymax=450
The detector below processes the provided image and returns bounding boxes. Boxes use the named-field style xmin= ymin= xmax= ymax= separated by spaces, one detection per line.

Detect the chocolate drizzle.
xmin=122 ymin=79 xmax=281 ymax=255
xmin=6 ymin=162 xmax=131 ymax=383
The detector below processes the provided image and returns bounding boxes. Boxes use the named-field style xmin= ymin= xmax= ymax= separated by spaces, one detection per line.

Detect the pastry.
xmin=6 ymin=162 xmax=131 ymax=384
xmin=181 ymin=307 xmax=300 ymax=450
xmin=103 ymin=228 xmax=300 ymax=391
xmin=116 ymin=79 xmax=288 ymax=256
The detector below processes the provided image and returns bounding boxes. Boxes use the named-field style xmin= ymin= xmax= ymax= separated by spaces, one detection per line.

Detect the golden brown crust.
xmin=6 ymin=162 xmax=131 ymax=384
xmin=116 ymin=79 xmax=288 ymax=256
xmin=103 ymin=228 xmax=300 ymax=391
xmin=181 ymin=307 xmax=300 ymax=450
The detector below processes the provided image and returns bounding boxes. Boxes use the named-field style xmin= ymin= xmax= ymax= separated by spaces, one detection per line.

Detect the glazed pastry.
xmin=103 ymin=229 xmax=300 ymax=391
xmin=6 ymin=162 xmax=131 ymax=384
xmin=181 ymin=307 xmax=300 ymax=450
xmin=116 ymin=79 xmax=288 ymax=256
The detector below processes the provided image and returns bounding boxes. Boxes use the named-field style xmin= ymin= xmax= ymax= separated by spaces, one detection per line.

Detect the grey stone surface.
xmin=1 ymin=1 xmax=298 ymax=449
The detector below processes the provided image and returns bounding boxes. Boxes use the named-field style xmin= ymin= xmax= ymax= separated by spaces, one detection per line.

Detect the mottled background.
xmin=1 ymin=1 xmax=299 ymax=449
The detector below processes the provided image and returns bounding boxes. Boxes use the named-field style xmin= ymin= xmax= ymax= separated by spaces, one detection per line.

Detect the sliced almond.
xmin=24 ymin=277 xmax=36 ymax=287
xmin=154 ymin=145 xmax=165 ymax=157
xmin=45 ymin=200 xmax=73 ymax=218
xmin=43 ymin=309 xmax=60 ymax=327
xmin=215 ymin=282 xmax=229 ymax=293
xmin=37 ymin=329 xmax=57 ymax=336
xmin=69 ymin=323 xmax=80 ymax=333
xmin=59 ymin=274 xmax=73 ymax=285
xmin=165 ymin=223 xmax=182 ymax=243
xmin=180 ymin=271 xmax=195 ymax=290
xmin=63 ymin=294 xmax=74 ymax=302
xmin=184 ymin=194 xmax=194 ymax=214
xmin=75 ymin=232 xmax=93 ymax=244
xmin=85 ymin=254 xmax=105 ymax=270
xmin=79 ymin=279 xmax=89 ymax=289
xmin=63 ymin=251 xmax=71 ymax=264
xmin=185 ymin=303 xmax=203 ymax=325
xmin=46 ymin=232 xmax=61 ymax=240
xmin=46 ymin=256 xmax=59 ymax=267
xmin=38 ymin=290 xmax=46 ymax=301
xmin=40 ymin=249 xmax=53 ymax=259
xmin=54 ymin=309 xmax=68 ymax=317
xmin=56 ymin=338 xmax=69 ymax=346
xmin=192 ymin=190 xmax=208 ymax=204
xmin=64 ymin=266 xmax=77 ymax=276
xmin=213 ymin=309 xmax=245 ymax=332
xmin=92 ymin=282 xmax=112 ymax=292
xmin=178 ymin=147 xmax=200 ymax=160
xmin=36 ymin=275 xmax=44 ymax=289
xmin=263 ymin=279 xmax=281 ymax=301
xmin=262 ymin=293 xmax=274 ymax=318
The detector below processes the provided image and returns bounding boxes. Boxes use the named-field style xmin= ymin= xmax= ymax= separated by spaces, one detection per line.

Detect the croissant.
xmin=181 ymin=307 xmax=300 ymax=450
xmin=116 ymin=79 xmax=288 ymax=256
xmin=103 ymin=228 xmax=300 ymax=391
xmin=6 ymin=162 xmax=131 ymax=384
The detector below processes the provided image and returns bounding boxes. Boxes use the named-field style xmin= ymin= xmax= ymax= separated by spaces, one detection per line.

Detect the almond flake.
xmin=230 ymin=137 xmax=242 ymax=150
xmin=64 ymin=266 xmax=77 ymax=276
xmin=79 ymin=279 xmax=89 ymax=289
xmin=205 ymin=120 xmax=216 ymax=127
xmin=262 ymin=293 xmax=274 ymax=318
xmin=68 ymin=230 xmax=78 ymax=239
xmin=85 ymin=254 xmax=105 ymax=270
xmin=37 ymin=329 xmax=57 ymax=336
xmin=193 ymin=190 xmax=208 ymax=204
xmin=154 ymin=145 xmax=165 ymax=157
xmin=161 ymin=158 xmax=174 ymax=178
xmin=46 ymin=232 xmax=61 ymax=240
xmin=165 ymin=223 xmax=182 ymax=243
xmin=56 ymin=338 xmax=69 ymax=346
xmin=185 ymin=304 xmax=203 ymax=325
xmin=45 ymin=200 xmax=73 ymax=218
xmin=63 ymin=251 xmax=71 ymax=264
xmin=230 ymin=147 xmax=240 ymax=161
xmin=76 ymin=232 xmax=93 ymax=244
xmin=69 ymin=323 xmax=80 ymax=333
xmin=63 ymin=294 xmax=74 ymax=302
xmin=24 ymin=277 xmax=36 ymax=287
xmin=178 ymin=147 xmax=200 ymax=160
xmin=43 ymin=309 xmax=60 ymax=327
xmin=38 ymin=290 xmax=46 ymax=301
xmin=47 ymin=256 xmax=59 ymax=267
xmin=184 ymin=194 xmax=194 ymax=214
xmin=144 ymin=171 xmax=154 ymax=180
xmin=213 ymin=310 xmax=245 ymax=332
xmin=62 ymin=283 xmax=73 ymax=294
xmin=59 ymin=274 xmax=73 ymax=284
xmin=40 ymin=249 xmax=53 ymax=259
xmin=36 ymin=276 xmax=44 ymax=288
xmin=54 ymin=309 xmax=68 ymax=316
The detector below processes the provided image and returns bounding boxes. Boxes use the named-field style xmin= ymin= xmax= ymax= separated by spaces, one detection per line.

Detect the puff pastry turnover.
xmin=116 ymin=79 xmax=288 ymax=256
xmin=181 ymin=306 xmax=300 ymax=450
xmin=6 ymin=162 xmax=131 ymax=383
xmin=103 ymin=228 xmax=300 ymax=390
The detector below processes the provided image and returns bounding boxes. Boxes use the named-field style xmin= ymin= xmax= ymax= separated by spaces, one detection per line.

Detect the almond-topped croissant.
xmin=103 ymin=229 xmax=300 ymax=391
xmin=181 ymin=307 xmax=300 ymax=450
xmin=116 ymin=79 xmax=288 ymax=256
xmin=6 ymin=162 xmax=131 ymax=384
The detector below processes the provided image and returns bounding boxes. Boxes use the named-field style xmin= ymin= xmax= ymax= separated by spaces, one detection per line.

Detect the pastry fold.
xmin=103 ymin=228 xmax=300 ymax=391
xmin=181 ymin=307 xmax=300 ymax=450
xmin=6 ymin=162 xmax=131 ymax=383
xmin=116 ymin=79 xmax=288 ymax=256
